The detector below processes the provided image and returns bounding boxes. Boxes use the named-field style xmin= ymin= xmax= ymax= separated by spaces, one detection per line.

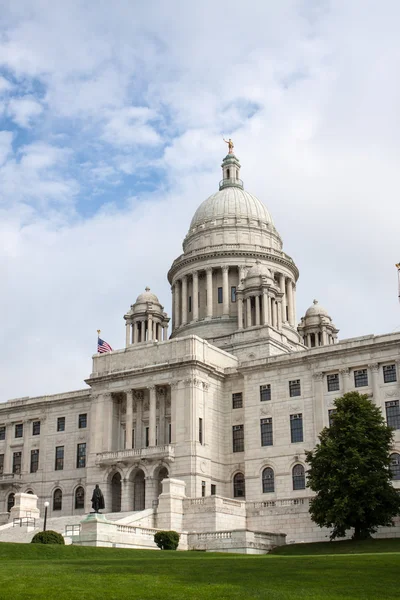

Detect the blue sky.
xmin=1 ymin=0 xmax=400 ymax=400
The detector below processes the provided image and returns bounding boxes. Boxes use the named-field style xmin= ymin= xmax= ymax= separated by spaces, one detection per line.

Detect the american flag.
xmin=97 ymin=338 xmax=113 ymax=353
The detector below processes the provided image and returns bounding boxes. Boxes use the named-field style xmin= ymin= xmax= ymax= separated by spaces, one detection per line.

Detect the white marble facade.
xmin=1 ymin=152 xmax=399 ymax=542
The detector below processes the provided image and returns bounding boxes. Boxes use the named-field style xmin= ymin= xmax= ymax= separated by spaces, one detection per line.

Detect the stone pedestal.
xmin=78 ymin=513 xmax=115 ymax=547
xmin=156 ymin=478 xmax=186 ymax=532
xmin=9 ymin=493 xmax=40 ymax=521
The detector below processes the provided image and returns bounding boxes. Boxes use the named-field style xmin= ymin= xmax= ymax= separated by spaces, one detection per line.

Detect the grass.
xmin=0 ymin=539 xmax=398 ymax=600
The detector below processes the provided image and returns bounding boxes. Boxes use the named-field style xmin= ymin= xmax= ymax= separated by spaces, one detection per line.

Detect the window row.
xmin=233 ymin=464 xmax=307 ymax=497
xmin=229 ymin=364 xmax=398 ymax=407
xmin=186 ymin=286 xmax=238 ymax=313
xmin=6 ymin=487 xmax=86 ymax=513
xmin=0 ymin=414 xmax=88 ymax=441
xmin=0 ymin=444 xmax=87 ymax=475
xmin=329 ymin=401 xmax=400 ymax=431
xmin=233 ymin=415 xmax=304 ymax=452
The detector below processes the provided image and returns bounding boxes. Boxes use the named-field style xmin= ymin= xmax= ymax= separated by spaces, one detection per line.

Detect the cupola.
xmin=124 ymin=287 xmax=170 ymax=346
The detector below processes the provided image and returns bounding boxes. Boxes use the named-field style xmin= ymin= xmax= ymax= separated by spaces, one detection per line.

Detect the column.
xmin=148 ymin=315 xmax=153 ymax=341
xmin=270 ymin=298 xmax=275 ymax=327
xmin=163 ymin=325 xmax=169 ymax=341
xmin=222 ymin=266 xmax=229 ymax=317
xmin=277 ymin=300 xmax=282 ymax=329
xmin=22 ymin=422 xmax=30 ymax=474
xmin=133 ymin=322 xmax=138 ymax=344
xmin=279 ymin=273 xmax=287 ymax=322
xmin=262 ymin=291 xmax=269 ymax=324
xmin=292 ymin=282 xmax=297 ymax=326
xmin=125 ymin=390 xmax=133 ymax=449
xmin=340 ymin=368 xmax=351 ymax=393
xmin=237 ymin=295 xmax=243 ymax=329
xmin=287 ymin=279 xmax=294 ymax=326
xmin=181 ymin=275 xmax=188 ymax=325
xmin=171 ymin=285 xmax=175 ymax=330
xmin=192 ymin=271 xmax=199 ymax=321
xmin=313 ymin=372 xmax=325 ymax=434
xmin=307 ymin=333 xmax=312 ymax=347
xmin=102 ymin=393 xmax=113 ymax=452
xmin=149 ymin=386 xmax=157 ymax=447
xmin=206 ymin=267 xmax=213 ymax=319
xmin=246 ymin=297 xmax=252 ymax=327
xmin=174 ymin=281 xmax=181 ymax=328
xmin=134 ymin=391 xmax=143 ymax=449
xmin=125 ymin=322 xmax=131 ymax=347
xmin=158 ymin=388 xmax=166 ymax=445
xmin=4 ymin=423 xmax=12 ymax=473
xmin=273 ymin=300 xmax=278 ymax=328
xmin=239 ymin=266 xmax=246 ymax=283
xmin=369 ymin=363 xmax=380 ymax=406
xmin=321 ymin=328 xmax=327 ymax=345
xmin=255 ymin=294 xmax=261 ymax=325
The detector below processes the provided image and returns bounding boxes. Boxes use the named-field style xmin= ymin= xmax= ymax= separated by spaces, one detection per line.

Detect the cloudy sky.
xmin=1 ymin=1 xmax=400 ymax=401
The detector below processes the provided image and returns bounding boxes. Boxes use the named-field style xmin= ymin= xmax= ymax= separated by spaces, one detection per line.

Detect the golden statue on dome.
xmin=223 ymin=137 xmax=234 ymax=154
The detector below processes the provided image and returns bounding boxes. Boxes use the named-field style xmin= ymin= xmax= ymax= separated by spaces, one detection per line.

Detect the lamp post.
xmin=43 ymin=501 xmax=49 ymax=532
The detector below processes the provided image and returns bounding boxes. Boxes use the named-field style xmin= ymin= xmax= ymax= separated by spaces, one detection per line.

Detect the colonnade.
xmin=124 ymin=386 xmax=169 ymax=450
xmin=125 ymin=319 xmax=169 ymax=347
xmin=171 ymin=265 xmax=296 ymax=331
xmin=302 ymin=330 xmax=336 ymax=348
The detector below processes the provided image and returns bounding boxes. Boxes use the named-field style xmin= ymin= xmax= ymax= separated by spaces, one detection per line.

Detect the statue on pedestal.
xmin=223 ymin=138 xmax=234 ymax=154
xmin=91 ymin=484 xmax=105 ymax=513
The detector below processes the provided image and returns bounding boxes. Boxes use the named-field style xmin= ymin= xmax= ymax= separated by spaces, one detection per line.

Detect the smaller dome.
xmin=135 ymin=287 xmax=160 ymax=304
xmin=245 ymin=262 xmax=271 ymax=279
xmin=305 ymin=299 xmax=329 ymax=318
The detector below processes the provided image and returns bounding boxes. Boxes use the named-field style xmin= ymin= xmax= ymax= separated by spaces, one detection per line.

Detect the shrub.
xmin=154 ymin=530 xmax=180 ymax=550
xmin=31 ymin=530 xmax=65 ymax=545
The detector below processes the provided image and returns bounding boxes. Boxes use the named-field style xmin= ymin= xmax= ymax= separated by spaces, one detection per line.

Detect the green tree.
xmin=306 ymin=391 xmax=400 ymax=540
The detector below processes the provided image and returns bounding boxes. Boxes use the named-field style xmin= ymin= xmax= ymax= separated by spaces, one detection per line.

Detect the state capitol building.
xmin=1 ymin=148 xmax=399 ymax=543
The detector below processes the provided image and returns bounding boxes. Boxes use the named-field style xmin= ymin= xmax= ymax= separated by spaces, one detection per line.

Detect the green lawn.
xmin=0 ymin=540 xmax=398 ymax=600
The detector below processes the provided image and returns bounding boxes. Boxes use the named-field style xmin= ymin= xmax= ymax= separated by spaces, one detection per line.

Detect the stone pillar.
xmin=125 ymin=322 xmax=130 ymax=348
xmin=22 ymin=422 xmax=30 ymax=474
xmin=102 ymin=393 xmax=113 ymax=452
xmin=206 ymin=267 xmax=213 ymax=319
xmin=255 ymin=294 xmax=261 ymax=326
xmin=279 ymin=273 xmax=286 ymax=322
xmin=133 ymin=322 xmax=138 ymax=344
xmin=246 ymin=297 xmax=252 ymax=327
xmin=262 ymin=291 xmax=268 ymax=325
xmin=307 ymin=333 xmax=312 ymax=348
xmin=163 ymin=325 xmax=169 ymax=341
xmin=239 ymin=266 xmax=246 ymax=284
xmin=192 ymin=271 xmax=199 ymax=321
xmin=277 ymin=300 xmax=282 ymax=330
xmin=148 ymin=315 xmax=153 ymax=341
xmin=273 ymin=300 xmax=278 ymax=328
xmin=157 ymin=478 xmax=186 ymax=533
xmin=237 ymin=295 xmax=243 ymax=329
xmin=181 ymin=275 xmax=188 ymax=326
xmin=145 ymin=477 xmax=158 ymax=509
xmin=158 ymin=388 xmax=166 ymax=445
xmin=369 ymin=363 xmax=380 ymax=406
xmin=222 ymin=266 xmax=229 ymax=317
xmin=287 ymin=279 xmax=294 ymax=326
xmin=134 ymin=391 xmax=144 ymax=449
xmin=171 ymin=285 xmax=175 ymax=330
xmin=4 ymin=423 xmax=12 ymax=473
xmin=140 ymin=320 xmax=146 ymax=342
xmin=149 ymin=386 xmax=157 ymax=447
xmin=121 ymin=478 xmax=133 ymax=512
xmin=174 ymin=281 xmax=181 ymax=328
xmin=340 ymin=368 xmax=351 ymax=393
xmin=313 ymin=372 xmax=325 ymax=433
xmin=321 ymin=329 xmax=327 ymax=345
xmin=125 ymin=390 xmax=133 ymax=449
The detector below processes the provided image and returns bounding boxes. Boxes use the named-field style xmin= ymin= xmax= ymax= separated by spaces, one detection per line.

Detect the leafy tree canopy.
xmin=306 ymin=391 xmax=400 ymax=540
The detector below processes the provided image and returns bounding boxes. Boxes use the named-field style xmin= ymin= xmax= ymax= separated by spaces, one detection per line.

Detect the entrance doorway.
xmin=111 ymin=473 xmax=122 ymax=512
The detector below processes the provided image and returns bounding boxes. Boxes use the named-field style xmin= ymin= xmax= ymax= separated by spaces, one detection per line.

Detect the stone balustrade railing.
xmin=96 ymin=445 xmax=175 ymax=465
xmin=249 ymin=497 xmax=310 ymax=509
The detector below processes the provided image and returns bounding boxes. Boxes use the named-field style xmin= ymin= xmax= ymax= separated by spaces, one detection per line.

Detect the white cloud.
xmin=0 ymin=131 xmax=13 ymax=166
xmin=7 ymin=95 xmax=43 ymax=127
xmin=102 ymin=107 xmax=161 ymax=147
xmin=0 ymin=76 xmax=13 ymax=94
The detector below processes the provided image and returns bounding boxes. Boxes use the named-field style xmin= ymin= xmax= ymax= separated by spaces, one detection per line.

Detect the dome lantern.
xmin=298 ymin=299 xmax=339 ymax=348
xmin=124 ymin=287 xmax=170 ymax=347
xmin=219 ymin=152 xmax=243 ymax=191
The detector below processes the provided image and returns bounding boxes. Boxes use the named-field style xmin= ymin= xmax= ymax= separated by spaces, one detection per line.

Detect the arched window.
xmin=53 ymin=488 xmax=62 ymax=511
xmin=390 ymin=453 xmax=400 ymax=480
xmin=26 ymin=490 xmax=34 ymax=495
xmin=7 ymin=493 xmax=15 ymax=512
xmin=75 ymin=486 xmax=85 ymax=509
xmin=262 ymin=467 xmax=275 ymax=493
xmin=233 ymin=472 xmax=245 ymax=498
xmin=226 ymin=168 xmax=230 ymax=179
xmin=292 ymin=464 xmax=305 ymax=490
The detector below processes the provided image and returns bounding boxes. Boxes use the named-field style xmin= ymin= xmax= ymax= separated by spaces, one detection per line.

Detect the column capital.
xmin=368 ymin=362 xmax=379 ymax=372
xmin=222 ymin=265 xmax=229 ymax=273
xmin=339 ymin=367 xmax=350 ymax=376
xmin=148 ymin=385 xmax=156 ymax=392
xmin=133 ymin=390 xmax=144 ymax=401
xmin=181 ymin=274 xmax=187 ymax=281
xmin=206 ymin=266 xmax=213 ymax=273
xmin=312 ymin=372 xmax=324 ymax=381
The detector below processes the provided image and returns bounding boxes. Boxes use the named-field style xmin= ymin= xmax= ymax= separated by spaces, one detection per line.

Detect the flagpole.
xmin=396 ymin=264 xmax=400 ymax=303
xmin=97 ymin=329 xmax=101 ymax=353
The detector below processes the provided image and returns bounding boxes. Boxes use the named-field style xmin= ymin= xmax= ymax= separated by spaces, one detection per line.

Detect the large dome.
xmin=190 ymin=187 xmax=273 ymax=229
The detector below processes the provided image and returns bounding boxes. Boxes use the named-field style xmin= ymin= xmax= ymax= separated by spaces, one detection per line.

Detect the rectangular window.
xmin=55 ymin=446 xmax=64 ymax=471
xmin=328 ymin=409 xmax=337 ymax=427
xmin=30 ymin=449 xmax=39 ymax=473
xmin=188 ymin=295 xmax=192 ymax=313
xmin=218 ymin=287 xmax=223 ymax=303
xmin=78 ymin=414 xmax=87 ymax=429
xmin=386 ymin=401 xmax=400 ymax=430
xmin=132 ymin=428 xmax=135 ymax=449
xmin=290 ymin=414 xmax=304 ymax=443
xmin=260 ymin=418 xmax=273 ymax=446
xmin=289 ymin=379 xmax=301 ymax=397
xmin=211 ymin=484 xmax=216 ymax=496
xmin=383 ymin=364 xmax=397 ymax=384
xmin=260 ymin=384 xmax=271 ymax=402
xmin=199 ymin=418 xmax=203 ymax=445
xmin=231 ymin=286 xmax=237 ymax=302
xmin=57 ymin=417 xmax=65 ymax=432
xmin=13 ymin=452 xmax=21 ymax=474
xmin=168 ymin=422 xmax=172 ymax=444
xmin=145 ymin=427 xmax=149 ymax=447
xmin=15 ymin=423 xmax=23 ymax=438
xmin=327 ymin=374 xmax=339 ymax=392
xmin=232 ymin=424 xmax=244 ymax=453
xmin=0 ymin=426 xmax=5 ymax=441
xmin=32 ymin=421 xmax=41 ymax=436
xmin=76 ymin=443 xmax=86 ymax=468
xmin=0 ymin=454 xmax=4 ymax=474
xmin=201 ymin=481 xmax=206 ymax=497
xmin=232 ymin=392 xmax=243 ymax=409
xmin=354 ymin=369 xmax=368 ymax=387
